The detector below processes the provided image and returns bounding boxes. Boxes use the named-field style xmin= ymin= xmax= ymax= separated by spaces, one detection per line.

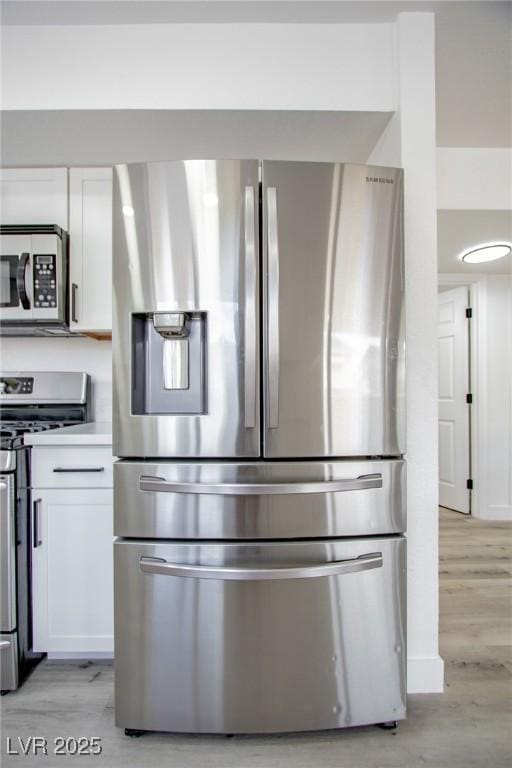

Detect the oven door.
xmin=114 ymin=536 xmax=406 ymax=733
xmin=0 ymin=235 xmax=33 ymax=321
xmin=0 ymin=474 xmax=16 ymax=633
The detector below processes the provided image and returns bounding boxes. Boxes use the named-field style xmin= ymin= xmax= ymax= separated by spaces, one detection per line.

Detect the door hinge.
xmin=466 ymin=393 xmax=473 ymax=404
xmin=467 ymin=478 xmax=474 ymax=490
xmin=466 ymin=307 xmax=473 ymax=318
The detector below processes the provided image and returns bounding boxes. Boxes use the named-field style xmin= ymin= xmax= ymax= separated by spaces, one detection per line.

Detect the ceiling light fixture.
xmin=459 ymin=242 xmax=512 ymax=264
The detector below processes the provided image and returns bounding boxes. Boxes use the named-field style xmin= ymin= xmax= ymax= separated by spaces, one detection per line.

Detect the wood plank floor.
xmin=1 ymin=508 xmax=511 ymax=767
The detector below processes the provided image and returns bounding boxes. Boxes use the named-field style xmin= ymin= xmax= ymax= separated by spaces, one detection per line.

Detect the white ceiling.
xmin=437 ymin=210 xmax=512 ymax=274
xmin=1 ymin=1 xmax=511 ymax=148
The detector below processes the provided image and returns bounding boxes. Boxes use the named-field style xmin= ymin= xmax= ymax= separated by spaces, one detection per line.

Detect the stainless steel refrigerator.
xmin=113 ymin=160 xmax=406 ymax=735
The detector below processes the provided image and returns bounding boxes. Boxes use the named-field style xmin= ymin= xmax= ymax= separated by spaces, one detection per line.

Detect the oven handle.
xmin=17 ymin=252 xmax=30 ymax=310
xmin=139 ymin=552 xmax=383 ymax=581
xmin=139 ymin=473 xmax=382 ymax=495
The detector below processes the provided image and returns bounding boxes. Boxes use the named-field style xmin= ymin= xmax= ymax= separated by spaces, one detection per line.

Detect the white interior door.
xmin=438 ymin=287 xmax=470 ymax=513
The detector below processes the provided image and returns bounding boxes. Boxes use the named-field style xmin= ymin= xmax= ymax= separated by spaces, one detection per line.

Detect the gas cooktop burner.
xmin=0 ymin=420 xmax=79 ymax=450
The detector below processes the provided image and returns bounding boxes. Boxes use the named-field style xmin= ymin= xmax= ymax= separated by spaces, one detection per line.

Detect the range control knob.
xmin=0 ymin=381 xmax=6 ymax=394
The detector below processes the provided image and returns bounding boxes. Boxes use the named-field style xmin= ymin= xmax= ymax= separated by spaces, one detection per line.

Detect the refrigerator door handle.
xmin=139 ymin=473 xmax=382 ymax=495
xmin=244 ymin=185 xmax=257 ymax=429
xmin=139 ymin=552 xmax=383 ymax=581
xmin=266 ymin=186 xmax=279 ymax=429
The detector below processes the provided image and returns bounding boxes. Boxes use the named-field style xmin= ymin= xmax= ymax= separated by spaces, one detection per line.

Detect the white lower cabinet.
xmin=31 ymin=487 xmax=114 ymax=654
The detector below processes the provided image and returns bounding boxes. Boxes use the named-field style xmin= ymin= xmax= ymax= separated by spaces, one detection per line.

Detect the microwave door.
xmin=0 ymin=235 xmax=33 ymax=320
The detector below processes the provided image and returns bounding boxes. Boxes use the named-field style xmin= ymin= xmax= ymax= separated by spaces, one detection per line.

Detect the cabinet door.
xmin=69 ymin=168 xmax=113 ymax=332
xmin=0 ymin=168 xmax=68 ymax=229
xmin=32 ymin=488 xmax=113 ymax=653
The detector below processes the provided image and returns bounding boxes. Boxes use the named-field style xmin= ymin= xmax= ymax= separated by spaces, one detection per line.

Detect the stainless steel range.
xmin=0 ymin=372 xmax=90 ymax=692
xmin=113 ymin=160 xmax=406 ymax=735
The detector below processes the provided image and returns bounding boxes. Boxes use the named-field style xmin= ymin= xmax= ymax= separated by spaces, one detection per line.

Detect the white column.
xmin=397 ymin=12 xmax=444 ymax=693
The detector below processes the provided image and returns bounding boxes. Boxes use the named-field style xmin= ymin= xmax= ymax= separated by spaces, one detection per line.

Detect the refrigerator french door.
xmin=113 ymin=159 xmax=406 ymax=735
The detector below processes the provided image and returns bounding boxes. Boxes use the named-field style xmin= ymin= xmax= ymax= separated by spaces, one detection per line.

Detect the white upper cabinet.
xmin=69 ymin=168 xmax=112 ymax=333
xmin=0 ymin=168 xmax=68 ymax=228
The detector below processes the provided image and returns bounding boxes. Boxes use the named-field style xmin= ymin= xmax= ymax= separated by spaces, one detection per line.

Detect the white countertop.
xmin=24 ymin=422 xmax=112 ymax=446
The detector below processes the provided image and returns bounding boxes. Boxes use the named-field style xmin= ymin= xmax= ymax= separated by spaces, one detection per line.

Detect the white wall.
xmin=371 ymin=13 xmax=443 ymax=694
xmin=437 ymin=274 xmax=512 ymax=522
xmin=0 ymin=338 xmax=112 ymax=422
xmin=437 ymin=148 xmax=512 ymax=210
xmin=0 ymin=110 xmax=393 ymax=168
xmin=475 ymin=275 xmax=512 ymax=521
xmin=396 ymin=13 xmax=443 ymax=694
xmin=1 ymin=23 xmax=395 ymax=111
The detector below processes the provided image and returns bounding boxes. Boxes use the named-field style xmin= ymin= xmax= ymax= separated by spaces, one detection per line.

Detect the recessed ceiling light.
xmin=459 ymin=242 xmax=512 ymax=264
xmin=122 ymin=205 xmax=135 ymax=217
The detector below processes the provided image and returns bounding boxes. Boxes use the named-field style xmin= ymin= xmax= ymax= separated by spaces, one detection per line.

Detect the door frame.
xmin=438 ymin=274 xmax=487 ymax=518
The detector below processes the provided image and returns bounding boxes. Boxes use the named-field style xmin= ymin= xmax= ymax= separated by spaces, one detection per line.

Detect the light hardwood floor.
xmin=1 ymin=508 xmax=511 ymax=767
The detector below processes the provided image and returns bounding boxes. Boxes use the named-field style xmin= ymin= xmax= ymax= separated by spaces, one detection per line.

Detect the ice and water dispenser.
xmin=132 ymin=312 xmax=207 ymax=414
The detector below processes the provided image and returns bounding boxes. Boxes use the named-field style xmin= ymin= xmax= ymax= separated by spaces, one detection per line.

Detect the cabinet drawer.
xmin=32 ymin=447 xmax=114 ymax=488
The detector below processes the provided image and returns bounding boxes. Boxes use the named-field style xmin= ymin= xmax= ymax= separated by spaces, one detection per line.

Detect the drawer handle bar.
xmin=32 ymin=498 xmax=42 ymax=548
xmin=53 ymin=467 xmax=105 ymax=473
xmin=139 ymin=473 xmax=382 ymax=495
xmin=139 ymin=552 xmax=383 ymax=581
xmin=0 ymin=640 xmax=12 ymax=650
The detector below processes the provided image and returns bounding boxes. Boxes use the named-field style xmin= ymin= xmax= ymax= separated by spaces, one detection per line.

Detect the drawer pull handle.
xmin=53 ymin=467 xmax=105 ymax=473
xmin=139 ymin=552 xmax=383 ymax=581
xmin=139 ymin=474 xmax=382 ymax=495
xmin=32 ymin=498 xmax=42 ymax=548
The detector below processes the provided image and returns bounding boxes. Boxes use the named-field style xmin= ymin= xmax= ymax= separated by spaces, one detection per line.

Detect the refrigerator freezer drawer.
xmin=114 ymin=536 xmax=406 ymax=733
xmin=114 ymin=459 xmax=405 ymax=539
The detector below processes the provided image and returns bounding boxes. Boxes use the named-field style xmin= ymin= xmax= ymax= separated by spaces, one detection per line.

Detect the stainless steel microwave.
xmin=0 ymin=225 xmax=70 ymax=336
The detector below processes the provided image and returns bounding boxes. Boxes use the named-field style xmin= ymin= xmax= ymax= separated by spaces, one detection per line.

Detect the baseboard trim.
xmin=474 ymin=505 xmax=512 ymax=522
xmin=407 ymin=656 xmax=444 ymax=693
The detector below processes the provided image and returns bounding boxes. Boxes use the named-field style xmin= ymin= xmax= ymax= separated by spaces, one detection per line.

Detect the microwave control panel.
xmin=33 ymin=254 xmax=57 ymax=308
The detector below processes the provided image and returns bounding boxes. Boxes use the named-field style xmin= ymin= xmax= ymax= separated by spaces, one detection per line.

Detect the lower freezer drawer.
xmin=114 ymin=536 xmax=406 ymax=734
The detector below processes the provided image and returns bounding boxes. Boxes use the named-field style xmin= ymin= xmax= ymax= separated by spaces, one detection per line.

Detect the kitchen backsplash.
xmin=0 ymin=337 xmax=112 ymax=422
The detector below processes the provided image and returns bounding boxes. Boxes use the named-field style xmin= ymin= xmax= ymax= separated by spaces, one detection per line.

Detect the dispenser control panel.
xmin=33 ymin=254 xmax=57 ymax=308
